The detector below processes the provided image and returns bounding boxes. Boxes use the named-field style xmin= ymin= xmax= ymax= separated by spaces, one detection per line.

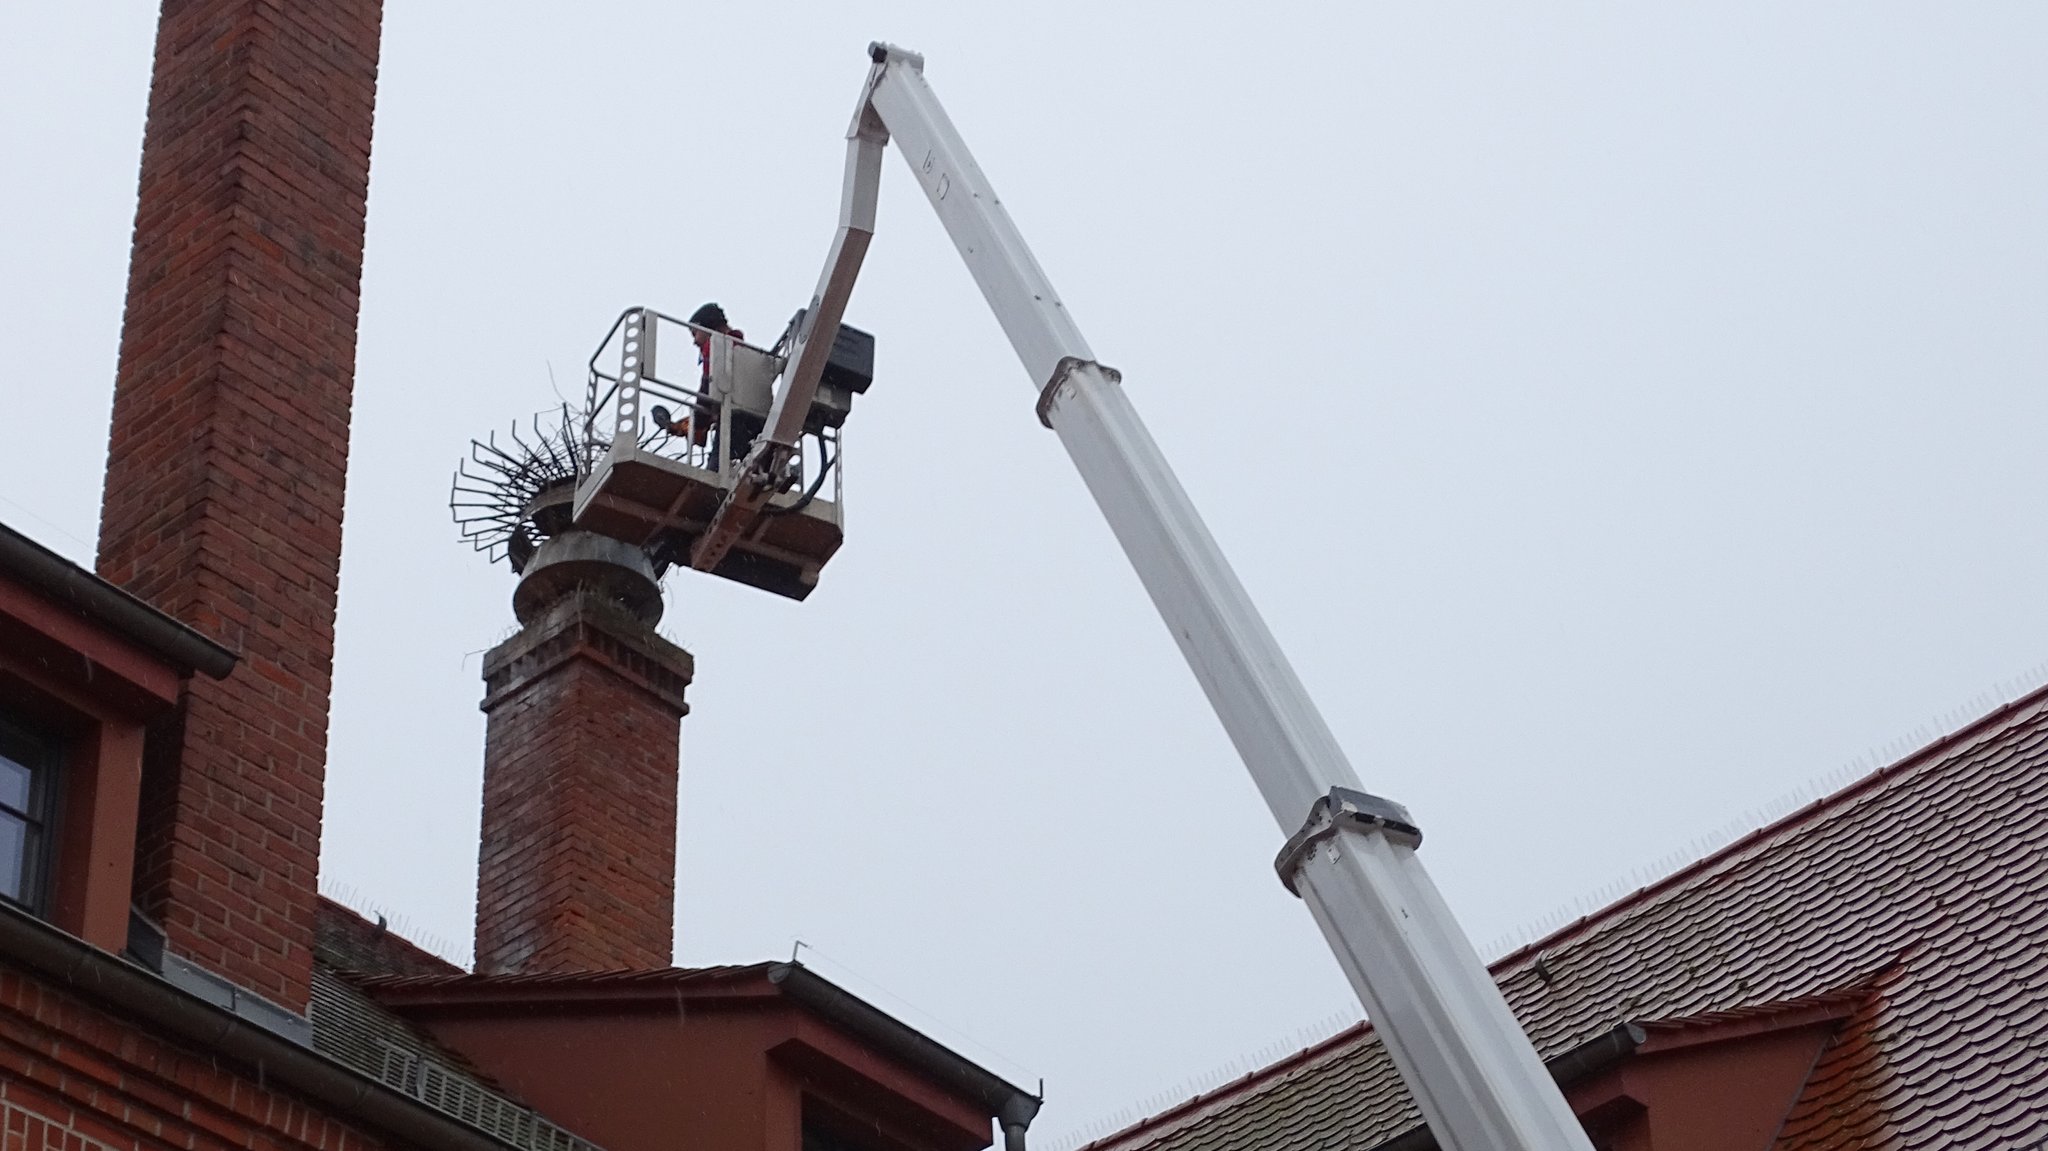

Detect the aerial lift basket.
xmin=571 ymin=306 xmax=872 ymax=600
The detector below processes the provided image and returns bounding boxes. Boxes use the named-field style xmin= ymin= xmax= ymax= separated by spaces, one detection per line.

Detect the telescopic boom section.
xmin=752 ymin=44 xmax=1596 ymax=1149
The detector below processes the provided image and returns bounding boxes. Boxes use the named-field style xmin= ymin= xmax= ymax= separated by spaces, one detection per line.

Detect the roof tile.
xmin=1082 ymin=686 xmax=2048 ymax=1151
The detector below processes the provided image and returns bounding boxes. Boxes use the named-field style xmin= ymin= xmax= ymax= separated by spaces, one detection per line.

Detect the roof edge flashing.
xmin=0 ymin=520 xmax=236 ymax=679
xmin=769 ymin=962 xmax=1039 ymax=1122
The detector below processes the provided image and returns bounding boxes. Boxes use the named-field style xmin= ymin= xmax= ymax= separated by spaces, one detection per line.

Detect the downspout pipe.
xmin=0 ymin=902 xmax=524 ymax=1151
xmin=1000 ymin=1092 xmax=1039 ymax=1151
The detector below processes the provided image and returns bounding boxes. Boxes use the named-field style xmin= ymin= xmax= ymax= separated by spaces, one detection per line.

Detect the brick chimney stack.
xmin=96 ymin=0 xmax=383 ymax=1010
xmin=474 ymin=531 xmax=692 ymax=974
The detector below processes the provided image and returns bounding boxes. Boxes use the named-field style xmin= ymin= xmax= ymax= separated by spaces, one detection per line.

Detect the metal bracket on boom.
xmin=1036 ymin=356 xmax=1122 ymax=430
xmin=1274 ymin=788 xmax=1424 ymax=897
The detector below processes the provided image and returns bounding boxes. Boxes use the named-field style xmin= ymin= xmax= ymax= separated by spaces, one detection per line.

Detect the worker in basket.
xmin=649 ymin=303 xmax=745 ymax=458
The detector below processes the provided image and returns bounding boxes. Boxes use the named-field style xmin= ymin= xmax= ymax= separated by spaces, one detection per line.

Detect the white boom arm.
xmin=690 ymin=76 xmax=886 ymax=573
xmin=743 ymin=44 xmax=1597 ymax=1150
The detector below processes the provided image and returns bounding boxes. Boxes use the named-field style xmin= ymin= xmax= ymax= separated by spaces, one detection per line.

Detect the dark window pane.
xmin=0 ymin=719 xmax=55 ymax=913
xmin=0 ymin=754 xmax=28 ymax=812
xmin=803 ymin=1128 xmax=845 ymax=1151
xmin=0 ymin=812 xmax=25 ymax=901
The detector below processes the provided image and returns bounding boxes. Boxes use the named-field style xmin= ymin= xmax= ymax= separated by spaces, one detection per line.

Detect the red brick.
xmin=0 ymin=968 xmax=395 ymax=1151
xmin=474 ymin=592 xmax=693 ymax=973
xmin=96 ymin=0 xmax=384 ymax=1011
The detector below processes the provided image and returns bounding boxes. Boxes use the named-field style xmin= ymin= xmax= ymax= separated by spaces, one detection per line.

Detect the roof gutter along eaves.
xmin=360 ymin=964 xmax=781 ymax=1006
xmin=0 ymin=902 xmax=527 ymax=1151
xmin=769 ymin=962 xmax=1042 ymax=1131
xmin=0 ymin=521 xmax=237 ymax=679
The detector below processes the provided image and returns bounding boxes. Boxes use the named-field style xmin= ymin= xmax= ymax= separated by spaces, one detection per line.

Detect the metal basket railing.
xmin=581 ymin=306 xmax=842 ymax=512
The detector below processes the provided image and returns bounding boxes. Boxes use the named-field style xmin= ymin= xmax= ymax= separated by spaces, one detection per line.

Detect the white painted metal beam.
xmin=692 ymin=64 xmax=889 ymax=573
xmin=860 ymin=43 xmax=1596 ymax=1151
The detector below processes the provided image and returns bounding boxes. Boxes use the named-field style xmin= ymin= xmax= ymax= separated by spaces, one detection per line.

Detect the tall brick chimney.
xmin=96 ymin=0 xmax=383 ymax=1010
xmin=474 ymin=530 xmax=692 ymax=973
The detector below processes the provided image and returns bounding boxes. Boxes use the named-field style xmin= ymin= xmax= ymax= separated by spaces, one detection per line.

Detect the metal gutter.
xmin=0 ymin=520 xmax=236 ymax=679
xmin=768 ymin=962 xmax=1042 ymax=1134
xmin=1372 ymin=1023 xmax=1645 ymax=1151
xmin=0 ymin=902 xmax=522 ymax=1151
xmin=358 ymin=961 xmax=1040 ymax=1146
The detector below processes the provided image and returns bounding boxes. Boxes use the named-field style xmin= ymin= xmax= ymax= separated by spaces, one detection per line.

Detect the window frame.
xmin=0 ymin=713 xmax=61 ymax=915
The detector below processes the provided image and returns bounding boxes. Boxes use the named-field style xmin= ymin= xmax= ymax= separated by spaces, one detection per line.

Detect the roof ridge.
xmin=317 ymin=885 xmax=468 ymax=969
xmin=1484 ymin=679 xmax=2048 ymax=976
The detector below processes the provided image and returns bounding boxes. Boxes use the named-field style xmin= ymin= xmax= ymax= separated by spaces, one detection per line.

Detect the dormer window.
xmin=0 ymin=519 xmax=233 ymax=951
xmin=0 ymin=716 xmax=58 ymax=914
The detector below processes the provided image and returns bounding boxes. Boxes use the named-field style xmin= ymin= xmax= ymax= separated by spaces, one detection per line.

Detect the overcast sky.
xmin=5 ymin=1 xmax=2047 ymax=1142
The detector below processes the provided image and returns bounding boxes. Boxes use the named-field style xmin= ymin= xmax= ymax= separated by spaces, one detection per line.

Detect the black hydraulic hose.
xmin=762 ymin=436 xmax=836 ymax=518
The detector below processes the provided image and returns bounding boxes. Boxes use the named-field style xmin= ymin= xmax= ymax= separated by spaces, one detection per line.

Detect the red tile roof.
xmin=315 ymin=897 xmax=466 ymax=978
xmin=1083 ymin=684 xmax=2048 ymax=1151
xmin=1631 ymin=982 xmax=1878 ymax=1052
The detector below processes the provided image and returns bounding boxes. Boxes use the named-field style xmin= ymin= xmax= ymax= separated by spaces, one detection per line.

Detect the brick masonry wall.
xmin=0 ymin=966 xmax=392 ymax=1151
xmin=94 ymin=0 xmax=384 ymax=1010
xmin=475 ymin=594 xmax=693 ymax=974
